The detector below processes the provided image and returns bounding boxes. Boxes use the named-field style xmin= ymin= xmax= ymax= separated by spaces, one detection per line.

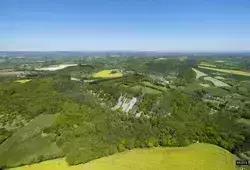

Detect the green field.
xmin=199 ymin=62 xmax=217 ymax=68
xmin=182 ymin=81 xmax=229 ymax=97
xmin=141 ymin=81 xmax=167 ymax=91
xmin=182 ymin=82 xmax=205 ymax=92
xmin=0 ymin=114 xmax=61 ymax=168
xmin=10 ymin=143 xmax=236 ymax=170
xmin=198 ymin=66 xmax=250 ymax=76
xmin=131 ymin=85 xmax=162 ymax=94
xmin=14 ymin=79 xmax=31 ymax=83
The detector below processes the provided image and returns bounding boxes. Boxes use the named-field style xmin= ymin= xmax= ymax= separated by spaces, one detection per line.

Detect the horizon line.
xmin=0 ymin=50 xmax=250 ymax=53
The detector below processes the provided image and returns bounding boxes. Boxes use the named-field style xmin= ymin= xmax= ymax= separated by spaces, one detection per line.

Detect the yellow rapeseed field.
xmin=198 ymin=66 xmax=250 ymax=76
xmin=92 ymin=69 xmax=122 ymax=78
xmin=10 ymin=143 xmax=236 ymax=170
xmin=14 ymin=79 xmax=31 ymax=83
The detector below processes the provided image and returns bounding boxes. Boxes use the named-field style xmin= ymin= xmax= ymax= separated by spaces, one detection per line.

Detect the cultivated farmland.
xmin=204 ymin=76 xmax=230 ymax=87
xmin=92 ymin=69 xmax=123 ymax=78
xmin=199 ymin=62 xmax=217 ymax=68
xmin=198 ymin=66 xmax=250 ymax=76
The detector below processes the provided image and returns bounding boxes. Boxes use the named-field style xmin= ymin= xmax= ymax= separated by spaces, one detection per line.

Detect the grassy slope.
xmin=0 ymin=114 xmax=61 ymax=168
xmin=10 ymin=143 xmax=236 ymax=170
xmin=131 ymin=85 xmax=162 ymax=94
xmin=142 ymin=81 xmax=167 ymax=91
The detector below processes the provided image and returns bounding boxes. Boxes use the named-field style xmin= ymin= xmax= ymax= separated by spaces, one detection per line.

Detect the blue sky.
xmin=0 ymin=0 xmax=250 ymax=51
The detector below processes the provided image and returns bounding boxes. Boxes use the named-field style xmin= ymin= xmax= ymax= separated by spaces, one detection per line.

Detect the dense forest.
xmin=0 ymin=76 xmax=249 ymax=167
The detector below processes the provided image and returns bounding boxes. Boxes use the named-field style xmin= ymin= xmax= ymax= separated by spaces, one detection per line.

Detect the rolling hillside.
xmin=10 ymin=143 xmax=236 ymax=170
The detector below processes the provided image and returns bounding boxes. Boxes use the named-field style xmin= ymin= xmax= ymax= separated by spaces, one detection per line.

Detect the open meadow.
xmin=10 ymin=143 xmax=236 ymax=170
xmin=131 ymin=85 xmax=162 ymax=94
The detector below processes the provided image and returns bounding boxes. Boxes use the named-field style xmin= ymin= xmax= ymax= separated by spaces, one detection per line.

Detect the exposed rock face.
xmin=35 ymin=64 xmax=78 ymax=71
xmin=112 ymin=95 xmax=138 ymax=113
xmin=70 ymin=77 xmax=81 ymax=81
xmin=135 ymin=112 xmax=142 ymax=118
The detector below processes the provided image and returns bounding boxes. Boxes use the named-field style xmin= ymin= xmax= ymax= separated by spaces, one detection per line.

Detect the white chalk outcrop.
xmin=112 ymin=95 xmax=138 ymax=113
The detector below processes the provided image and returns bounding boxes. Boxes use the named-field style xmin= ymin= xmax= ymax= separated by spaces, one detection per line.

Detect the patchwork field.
xmin=10 ymin=143 xmax=236 ymax=170
xmin=92 ymin=69 xmax=123 ymax=78
xmin=205 ymin=87 xmax=230 ymax=97
xmin=204 ymin=76 xmax=230 ymax=87
xmin=142 ymin=81 xmax=167 ymax=91
xmin=198 ymin=66 xmax=250 ymax=76
xmin=199 ymin=62 xmax=217 ymax=68
xmin=182 ymin=82 xmax=229 ymax=97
